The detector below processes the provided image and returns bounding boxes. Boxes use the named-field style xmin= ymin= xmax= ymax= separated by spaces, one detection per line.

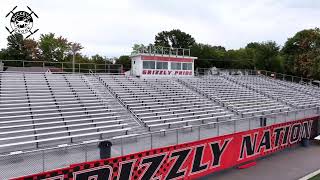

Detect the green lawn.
xmin=309 ymin=174 xmax=320 ymax=180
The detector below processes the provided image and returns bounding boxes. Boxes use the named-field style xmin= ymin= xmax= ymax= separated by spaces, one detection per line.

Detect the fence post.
xmin=176 ymin=130 xmax=179 ymax=145
xmin=284 ymin=112 xmax=287 ymax=122
xmin=121 ymin=138 xmax=124 ymax=156
xmin=85 ymin=144 xmax=88 ymax=162
xmin=150 ymin=133 xmax=153 ymax=150
xmin=94 ymin=64 xmax=97 ymax=73
xmin=198 ymin=126 xmax=201 ymax=140
xmin=42 ymin=150 xmax=45 ymax=172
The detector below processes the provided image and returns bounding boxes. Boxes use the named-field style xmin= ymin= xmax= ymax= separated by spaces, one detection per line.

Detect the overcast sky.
xmin=0 ymin=0 xmax=319 ymax=57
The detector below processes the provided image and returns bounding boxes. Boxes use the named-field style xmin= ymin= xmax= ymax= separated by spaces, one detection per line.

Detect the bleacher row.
xmin=224 ymin=75 xmax=320 ymax=109
xmin=0 ymin=72 xmax=319 ymax=154
xmin=0 ymin=73 xmax=138 ymax=153
xmin=98 ymin=75 xmax=236 ymax=130
xmin=179 ymin=76 xmax=292 ymax=117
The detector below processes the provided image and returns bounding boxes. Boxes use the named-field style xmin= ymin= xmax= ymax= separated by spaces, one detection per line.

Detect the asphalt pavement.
xmin=199 ymin=141 xmax=320 ymax=180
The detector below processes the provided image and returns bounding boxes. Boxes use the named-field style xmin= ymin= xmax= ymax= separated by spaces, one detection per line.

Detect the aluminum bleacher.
xmin=0 ymin=72 xmax=139 ymax=153
xmin=0 ymin=71 xmax=319 ymax=156
xmin=98 ymin=75 xmax=237 ymax=130
xmin=179 ymin=75 xmax=291 ymax=117
xmin=225 ymin=75 xmax=320 ymax=109
xmin=270 ymin=76 xmax=320 ymax=99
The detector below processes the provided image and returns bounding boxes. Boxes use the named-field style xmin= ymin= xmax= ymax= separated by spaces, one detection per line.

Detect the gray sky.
xmin=0 ymin=0 xmax=319 ymax=57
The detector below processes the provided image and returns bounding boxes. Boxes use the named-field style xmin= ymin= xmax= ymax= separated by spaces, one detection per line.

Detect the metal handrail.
xmin=131 ymin=46 xmax=191 ymax=57
xmin=0 ymin=59 xmax=123 ymax=74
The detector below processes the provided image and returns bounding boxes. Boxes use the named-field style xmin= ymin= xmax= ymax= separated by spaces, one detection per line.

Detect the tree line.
xmin=135 ymin=28 xmax=320 ymax=79
xmin=0 ymin=33 xmax=130 ymax=69
xmin=0 ymin=28 xmax=319 ymax=79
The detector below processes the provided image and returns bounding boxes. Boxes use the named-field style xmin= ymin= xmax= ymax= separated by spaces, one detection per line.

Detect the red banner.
xmin=142 ymin=70 xmax=193 ymax=76
xmin=12 ymin=117 xmax=318 ymax=180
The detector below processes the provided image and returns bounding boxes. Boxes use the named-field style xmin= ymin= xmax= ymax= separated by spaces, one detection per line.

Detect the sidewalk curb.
xmin=299 ymin=169 xmax=320 ymax=180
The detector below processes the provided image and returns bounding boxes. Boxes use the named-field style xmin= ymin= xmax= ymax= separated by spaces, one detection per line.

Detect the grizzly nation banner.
xmin=12 ymin=117 xmax=318 ymax=180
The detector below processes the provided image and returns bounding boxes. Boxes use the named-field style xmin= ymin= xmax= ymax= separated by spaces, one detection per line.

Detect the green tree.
xmin=24 ymin=38 xmax=40 ymax=61
xmin=115 ymin=55 xmax=131 ymax=70
xmin=225 ymin=48 xmax=254 ymax=69
xmin=91 ymin=54 xmax=110 ymax=64
xmin=6 ymin=33 xmax=26 ymax=60
xmin=245 ymin=41 xmax=283 ymax=72
xmin=191 ymin=43 xmax=228 ymax=69
xmin=154 ymin=29 xmax=195 ymax=48
xmin=282 ymin=28 xmax=320 ymax=78
xmin=2 ymin=33 xmax=41 ymax=64
xmin=38 ymin=33 xmax=71 ymax=61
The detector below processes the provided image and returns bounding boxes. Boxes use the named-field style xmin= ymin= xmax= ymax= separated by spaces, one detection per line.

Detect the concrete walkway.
xmin=199 ymin=141 xmax=320 ymax=180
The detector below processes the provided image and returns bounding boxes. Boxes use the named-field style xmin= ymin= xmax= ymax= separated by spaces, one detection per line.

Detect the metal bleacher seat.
xmin=179 ymin=75 xmax=291 ymax=117
xmin=98 ymin=75 xmax=236 ymax=130
xmin=271 ymin=77 xmax=320 ymax=99
xmin=226 ymin=75 xmax=320 ymax=109
xmin=1 ymin=71 xmax=316 ymax=155
xmin=0 ymin=72 xmax=139 ymax=153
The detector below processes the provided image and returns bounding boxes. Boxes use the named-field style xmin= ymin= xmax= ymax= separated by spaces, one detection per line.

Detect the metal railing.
xmin=258 ymin=70 xmax=320 ymax=87
xmin=0 ymin=106 xmax=319 ymax=179
xmin=195 ymin=68 xmax=320 ymax=87
xmin=0 ymin=59 xmax=123 ymax=74
xmin=131 ymin=45 xmax=191 ymax=57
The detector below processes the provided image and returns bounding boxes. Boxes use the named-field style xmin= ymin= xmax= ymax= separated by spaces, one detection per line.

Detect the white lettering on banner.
xmin=142 ymin=70 xmax=193 ymax=75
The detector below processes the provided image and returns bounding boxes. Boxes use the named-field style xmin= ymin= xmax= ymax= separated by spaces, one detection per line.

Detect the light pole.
xmin=70 ymin=43 xmax=83 ymax=73
xmin=72 ymin=51 xmax=75 ymax=73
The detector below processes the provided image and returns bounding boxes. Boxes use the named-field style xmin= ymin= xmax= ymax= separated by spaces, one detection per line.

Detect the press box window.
xmin=171 ymin=62 xmax=181 ymax=70
xmin=182 ymin=63 xmax=192 ymax=70
xmin=156 ymin=62 xmax=168 ymax=69
xmin=143 ymin=61 xmax=155 ymax=69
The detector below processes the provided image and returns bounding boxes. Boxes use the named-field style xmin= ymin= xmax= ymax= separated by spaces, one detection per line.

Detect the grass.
xmin=309 ymin=174 xmax=320 ymax=180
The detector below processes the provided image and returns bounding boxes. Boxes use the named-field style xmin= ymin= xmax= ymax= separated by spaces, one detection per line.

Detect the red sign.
xmin=142 ymin=70 xmax=193 ymax=76
xmin=12 ymin=117 xmax=317 ymax=180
